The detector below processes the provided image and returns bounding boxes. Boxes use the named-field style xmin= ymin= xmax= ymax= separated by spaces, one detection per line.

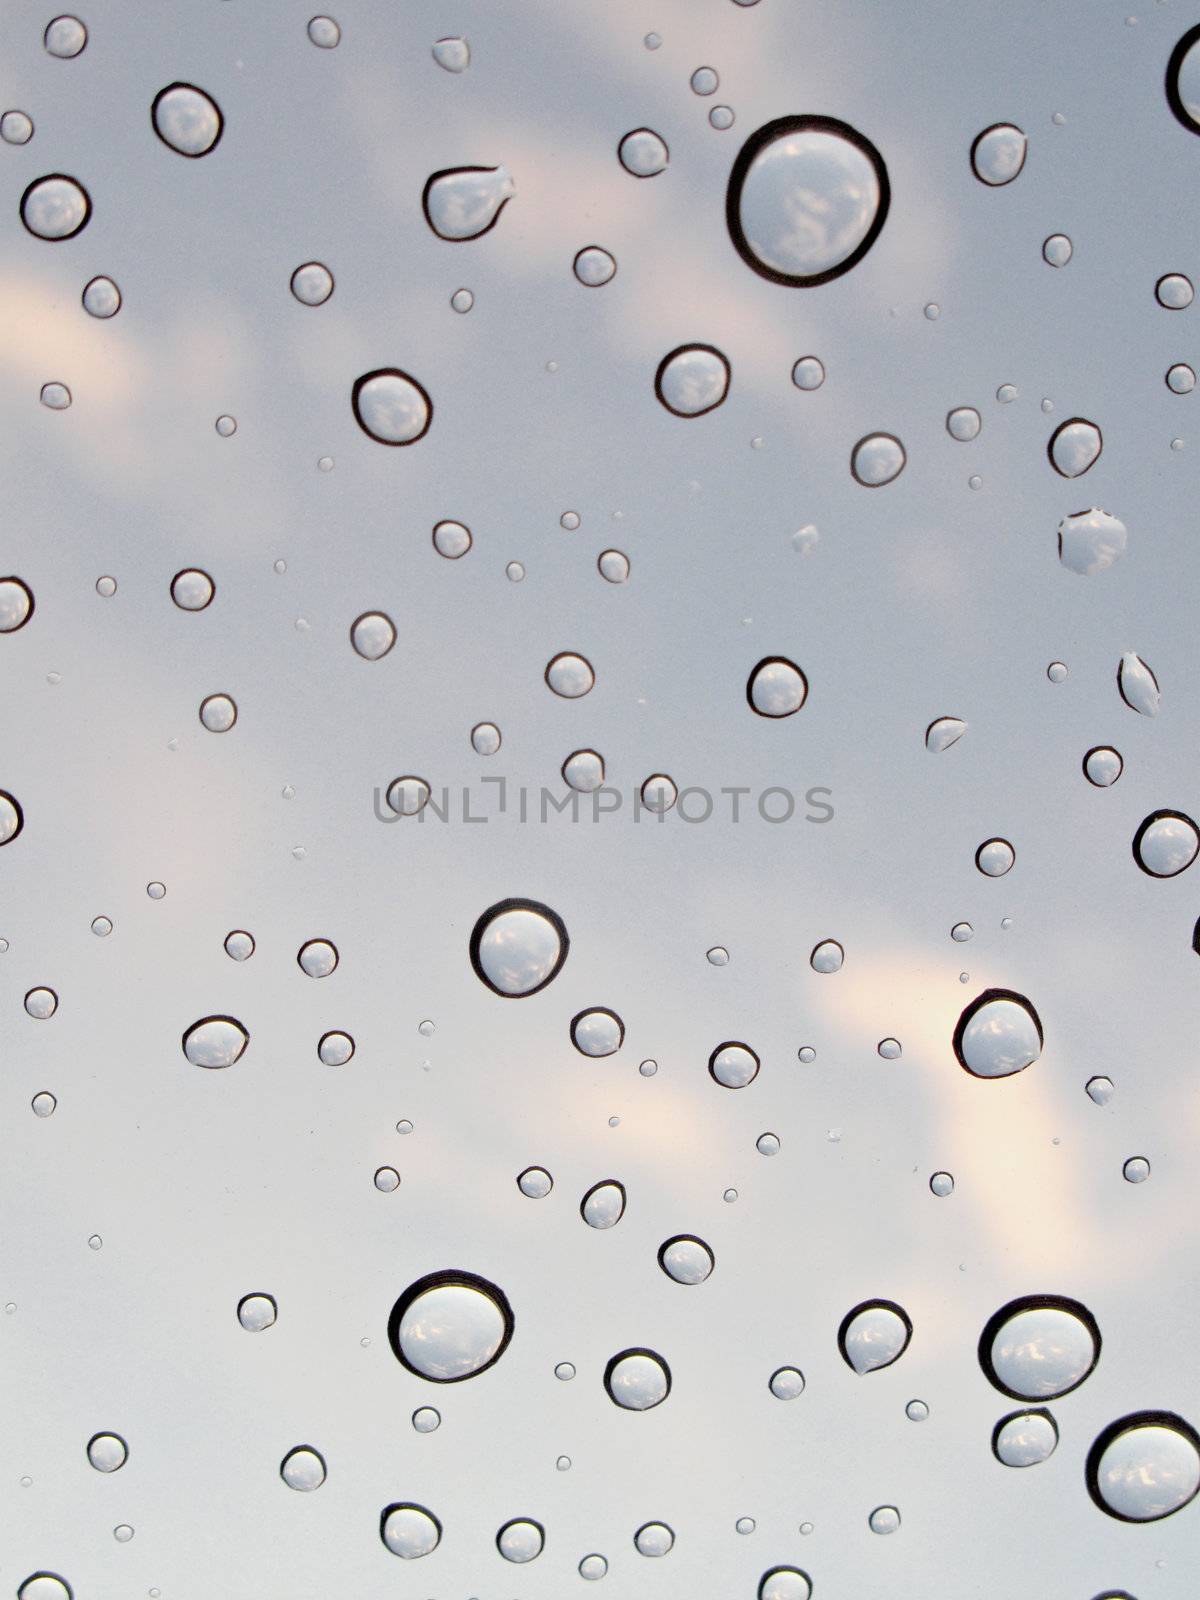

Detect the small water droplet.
xmin=906 ymin=1399 xmax=929 ymax=1421
xmin=505 ymin=560 xmax=525 ymax=582
xmin=581 ymin=1179 xmax=626 ymax=1229
xmin=432 ymin=36 xmax=470 ymax=72
xmin=1157 ymin=273 xmax=1194 ymax=309
xmin=317 ymin=1030 xmax=354 ymax=1065
xmin=791 ymin=356 xmax=826 ymax=391
xmin=710 ymin=105 xmax=735 ymax=130
xmin=723 ymin=1187 xmax=739 ymax=1202
xmin=25 ymin=986 xmax=58 ymax=1019
xmin=655 ymin=344 xmax=730 ymax=417
xmin=380 ymin=1503 xmax=442 ymax=1558
xmin=756 ymin=1131 xmax=781 ymax=1156
xmin=182 ymin=1015 xmax=249 ymax=1068
xmin=634 ymin=1521 xmax=674 ymax=1556
xmin=868 ymin=1505 xmax=901 ymax=1535
xmin=619 ymin=127 xmax=669 ymax=177
xmin=597 ymin=549 xmax=629 ymax=584
xmin=810 ymin=939 xmax=844 ymax=973
xmin=350 ymin=611 xmax=397 ymax=661
xmin=877 ymin=1037 xmax=902 ymax=1059
xmin=1118 ymin=651 xmax=1161 ymax=715
xmin=1 ymin=111 xmax=34 ymax=144
xmin=81 ymin=274 xmax=122 ymax=318
xmin=1049 ymin=421 xmax=1103 ymax=480
xmin=280 ymin=1445 xmax=326 ymax=1490
xmin=21 ymin=173 xmax=90 ymax=239
xmin=573 ymin=246 xmax=617 ymax=286
xmin=307 ymin=15 xmax=340 ymax=48
xmin=555 ymin=1361 xmax=576 ymax=1381
xmin=19 ymin=1577 xmax=73 ymax=1600
xmin=747 ymin=656 xmax=807 ymax=716
xmin=385 ymin=776 xmax=430 ymax=817
xmin=1057 ymin=506 xmax=1125 ymax=574
xmin=470 ymin=899 xmax=569 ymax=997
xmin=374 ymin=1166 xmax=400 ymax=1192
xmin=946 ymin=406 xmax=981 ymax=441
xmin=1087 ymin=1075 xmax=1115 ymax=1105
xmin=955 ymin=989 xmax=1041 ymax=1078
xmin=839 ymin=1301 xmax=912 ymax=1373
xmin=449 ymin=286 xmax=474 ymax=313
xmin=930 ymin=1171 xmax=955 ymax=1197
xmin=1043 ymin=232 xmax=1073 ymax=267
xmin=91 ymin=915 xmax=112 ymax=937
xmin=580 ymin=1553 xmax=609 ymax=1580
xmin=32 ymin=1091 xmax=57 ymax=1117
xmin=605 ymin=1348 xmax=670 ymax=1410
xmin=388 ymin=1272 xmax=513 ymax=1380
xmin=706 ymin=946 xmax=729 ymax=966
xmin=237 ymin=1292 xmax=276 ymax=1331
xmin=470 ymin=721 xmax=501 ymax=756
xmin=517 ymin=1166 xmax=553 ymax=1198
xmin=113 ymin=1525 xmax=134 ymax=1543
xmin=1133 ymin=810 xmax=1199 ymax=876
xmin=95 ymin=575 xmax=117 ymax=598
xmin=638 ymin=1058 xmax=658 ymax=1077
xmin=736 ymin=1516 xmax=756 ymax=1535
xmin=152 ymin=83 xmax=223 ymax=157
xmin=396 ymin=1120 xmax=413 ymax=1135
xmin=87 ymin=1234 xmax=102 ymax=1251
xmin=975 ymin=838 xmax=1015 ymax=877
xmin=971 ymin=123 xmax=1027 ymax=184
xmin=1047 ymin=660 xmax=1068 ymax=682
xmin=86 ymin=1433 xmax=127 ymax=1472
xmin=1123 ymin=1155 xmax=1151 ymax=1183
xmin=497 ymin=1519 xmax=544 ymax=1563
xmin=851 ymin=432 xmax=906 ymax=486
xmin=198 ymin=693 xmax=236 ymax=732
xmin=710 ymin=1041 xmax=759 ymax=1088
xmin=545 ymin=651 xmax=595 ymax=697
xmin=1167 ymin=362 xmax=1196 ymax=393
xmin=411 ymin=1406 xmax=440 ymax=1433
xmin=0 ymin=578 xmax=35 ymax=632
xmin=768 ymin=1366 xmax=805 ymax=1400
xmin=659 ymin=1235 xmax=714 ymax=1283
xmin=223 ymin=929 xmax=255 ymax=962
xmin=290 ymin=262 xmax=334 ymax=305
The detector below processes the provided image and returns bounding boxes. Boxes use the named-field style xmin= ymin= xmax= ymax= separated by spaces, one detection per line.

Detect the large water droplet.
xmin=659 ymin=1235 xmax=714 ymax=1283
xmin=182 ymin=1015 xmax=249 ymax=1068
xmin=151 ymin=84 xmax=223 ymax=157
xmin=18 ymin=1577 xmax=72 ymax=1600
xmin=747 ymin=657 xmax=807 ymax=716
xmin=563 ymin=749 xmax=605 ymax=791
xmin=851 ymin=432 xmax=906 ymax=486
xmin=839 ymin=1300 xmax=912 ymax=1373
xmin=470 ymin=899 xmax=568 ymax=996
xmin=655 ymin=345 xmax=730 ymax=417
xmin=604 ymin=1348 xmax=671 ymax=1410
xmin=758 ymin=1570 xmax=812 ymax=1600
xmin=709 ymin=1041 xmax=759 ymax=1088
xmin=954 ymin=990 xmax=1042 ymax=1078
xmin=980 ymin=1296 xmax=1099 ymax=1399
xmin=619 ymin=127 xmax=669 ymax=176
xmin=971 ymin=123 xmax=1027 ymax=185
xmin=1167 ymin=26 xmax=1200 ymax=132
xmin=1118 ymin=651 xmax=1160 ymax=715
xmin=545 ymin=651 xmax=595 ymax=697
xmin=497 ymin=1519 xmax=544 ymax=1562
xmin=380 ymin=1503 xmax=442 ymax=1557
xmin=571 ymin=1008 xmax=624 ymax=1056
xmin=581 ymin=1180 xmax=626 ymax=1229
xmin=171 ymin=568 xmax=215 ymax=610
xmin=352 ymin=370 xmax=432 ymax=445
xmin=388 ymin=1272 xmax=513 ymax=1382
xmin=926 ymin=716 xmax=967 ymax=752
xmin=44 ymin=15 xmax=86 ymax=56
xmin=21 ymin=174 xmax=91 ymax=239
xmin=1058 ymin=507 xmax=1126 ymax=574
xmin=1088 ymin=1413 xmax=1200 ymax=1521
xmin=727 ymin=116 xmax=889 ymax=285
xmin=993 ymin=1409 xmax=1058 ymax=1467
xmin=0 ymin=577 xmax=34 ymax=632
xmin=422 ymin=165 xmax=514 ymax=240
xmin=280 ymin=1446 xmax=326 ymax=1490
xmin=1048 ymin=420 xmax=1103 ymax=479
xmin=634 ymin=1522 xmax=675 ymax=1556
xmin=86 ymin=1433 xmax=128 ymax=1473
xmin=1132 ymin=810 xmax=1199 ymax=877
xmin=350 ymin=611 xmax=396 ymax=659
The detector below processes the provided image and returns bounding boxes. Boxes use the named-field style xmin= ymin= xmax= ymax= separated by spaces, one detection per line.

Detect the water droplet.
xmin=388 ymin=1271 xmax=513 ymax=1381
xmin=396 ymin=1120 xmax=413 ymax=1135
xmin=18 ymin=1577 xmax=73 ymax=1600
xmin=659 ymin=1235 xmax=714 ymax=1283
xmin=545 ymin=651 xmax=595 ymax=697
xmin=1043 ymin=233 xmax=1073 ymax=267
xmin=290 ymin=262 xmax=334 ymax=305
xmin=851 ymin=432 xmax=906 ymax=486
xmin=1086 ymin=1075 xmax=1115 ymax=1105
xmin=90 ymin=915 xmax=112 ymax=937
xmin=317 ymin=1030 xmax=354 ymax=1065
xmin=25 ymin=987 xmax=58 ymax=1019
xmin=113 ymin=1525 xmax=133 ymax=1543
xmin=1049 ymin=421 xmax=1103 ymax=480
xmin=39 ymin=381 xmax=71 ymax=410
xmin=868 ymin=1505 xmax=901 ymax=1534
xmin=736 ymin=1517 xmax=757 ymax=1534
xmin=281 ymin=1446 xmax=326 ymax=1490
xmin=791 ymin=356 xmax=825 ymax=391
xmin=182 ymin=1015 xmax=249 ymax=1068
xmin=1047 ymin=660 xmax=1068 ymax=683
xmin=21 ymin=173 xmax=90 ymax=239
xmin=758 ymin=1571 xmax=812 ymax=1600
xmin=709 ymin=1041 xmax=759 ymax=1089
xmin=87 ymin=1235 xmax=102 ymax=1250
xmin=946 ymin=406 xmax=981 ymax=441
xmin=640 ymin=773 xmax=677 ymax=812
xmin=505 ymin=561 xmax=525 ymax=582
xmin=316 ymin=457 xmax=333 ymax=472
xmin=496 ymin=1519 xmax=544 ymax=1562
xmin=924 ymin=301 xmax=940 ymax=320
xmin=747 ymin=656 xmax=807 ymax=717
xmin=432 ymin=36 xmax=470 ymax=72
xmin=449 ymin=286 xmax=474 ymax=313
xmin=580 ymin=1553 xmax=609 ymax=1580
xmin=374 ymin=1166 xmax=400 ymax=1192
xmin=605 ymin=1348 xmax=671 ymax=1410
xmin=574 ymin=246 xmax=616 ymax=286
xmin=86 ymin=1432 xmax=127 ymax=1472
xmin=307 ymin=15 xmax=340 ymax=48
xmin=32 ymin=1091 xmax=57 ymax=1117
xmin=1057 ymin=506 xmax=1125 ymax=574
xmin=728 ymin=116 xmax=889 ymax=284
xmin=1081 ymin=745 xmax=1123 ymax=789
xmin=638 ymin=1058 xmax=658 ymax=1077
xmin=170 ymin=568 xmax=215 ymax=611
xmin=581 ymin=1179 xmax=626 ymax=1229
xmin=634 ymin=1522 xmax=675 ymax=1556
xmin=839 ymin=1301 xmax=912 ymax=1373
xmin=470 ymin=899 xmax=569 ymax=997
xmin=954 ymin=989 xmax=1042 ymax=1079
xmin=655 ymin=344 xmax=730 ymax=417
xmin=1133 ymin=810 xmax=1199 ymax=876
xmin=411 ymin=1405 xmax=440 ymax=1433
xmin=926 ymin=716 xmax=967 ymax=752
xmin=517 ymin=1166 xmax=553 ymax=1198
xmin=0 ymin=578 xmax=34 ymax=632
xmin=237 ymin=1293 xmax=276 ymax=1331
xmin=755 ymin=1131 xmax=780 ymax=1157
xmin=1165 ymin=362 xmax=1197 ymax=397
xmin=877 ymin=1038 xmax=902 ymax=1059
xmin=710 ymin=105 xmax=735 ymax=130
xmin=385 ymin=776 xmax=430 ymax=817
xmin=214 ymin=412 xmax=240 ymax=439
xmin=1157 ymin=272 xmax=1194 ymax=309
xmin=423 ymin=164 xmax=514 ymax=240
xmin=797 ymin=1045 xmax=816 ymax=1062
xmin=562 ymin=749 xmax=605 ymax=791
xmin=930 ymin=1171 xmax=955 ymax=1197
xmin=1118 ymin=651 xmax=1160 ymax=715
xmin=223 ymin=929 xmax=255 ymax=962
xmin=1123 ymin=1155 xmax=1151 ymax=1183
xmin=644 ymin=31 xmax=662 ymax=48
xmin=352 ymin=370 xmax=432 ymax=445
xmin=724 ymin=1187 xmax=739 ymax=1202
xmin=44 ymin=14 xmax=86 ymax=55
xmin=199 ymin=693 xmax=237 ymax=732
xmin=690 ymin=65 xmax=719 ymax=94
xmin=765 ymin=1365 xmax=804 ymax=1400
xmin=971 ymin=122 xmax=1027 ymax=184
xmin=810 ymin=939 xmax=843 ymax=973
xmin=1088 ymin=1413 xmax=1200 ymax=1521
xmin=981 ymin=1296 xmax=1099 ymax=1398
xmin=152 ymin=83 xmax=223 ymax=157
xmin=2 ymin=110 xmax=34 ymax=144
xmin=975 ymin=837 xmax=1015 ymax=877
xmin=906 ymin=1399 xmax=929 ymax=1421
xmin=555 ymin=1361 xmax=576 ymax=1381
xmin=380 ymin=1503 xmax=442 ymax=1558
xmin=619 ymin=128 xmax=669 ymax=177
xmin=576 ymin=1004 xmax=630 ymax=1056
xmin=95 ymin=575 xmax=117 ymax=598
xmin=598 ymin=549 xmax=630 ymax=583
xmin=349 ymin=612 xmax=397 ymax=663
xmin=0 ymin=792 xmax=24 ymax=846
xmin=471 ymin=722 xmax=502 ymax=756
xmin=706 ymin=946 xmax=729 ymax=966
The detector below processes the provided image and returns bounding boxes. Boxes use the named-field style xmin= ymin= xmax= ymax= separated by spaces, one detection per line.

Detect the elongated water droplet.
xmin=388 ymin=1271 xmax=513 ymax=1381
xmin=581 ymin=1179 xmax=626 ymax=1229
xmin=152 ymin=84 xmax=223 ymax=157
xmin=422 ymin=165 xmax=514 ymax=240
xmin=747 ymin=657 xmax=807 ymax=716
xmin=21 ymin=173 xmax=91 ymax=239
xmin=851 ymin=432 xmax=906 ymax=485
xmin=658 ymin=1235 xmax=714 ymax=1283
xmin=1058 ymin=507 xmax=1126 ymax=574
xmin=618 ymin=127 xmax=669 ymax=176
xmin=955 ymin=990 xmax=1042 ymax=1078
xmin=182 ymin=1015 xmax=248 ymax=1068
xmin=1048 ymin=420 xmax=1103 ymax=478
xmin=1118 ymin=651 xmax=1160 ymax=715
xmin=380 ymin=1503 xmax=442 ymax=1557
xmin=352 ymin=370 xmax=432 ymax=445
xmin=709 ymin=1041 xmax=759 ymax=1088
xmin=571 ymin=1008 xmax=624 ymax=1056
xmin=980 ymin=1296 xmax=1099 ymax=1398
xmin=471 ymin=899 xmax=568 ymax=997
xmin=604 ymin=1348 xmax=671 ymax=1409
xmin=655 ymin=344 xmax=730 ymax=417
xmin=926 ymin=716 xmax=966 ymax=752
xmin=839 ymin=1300 xmax=912 ymax=1373
xmin=1088 ymin=1413 xmax=1200 ymax=1521
xmin=971 ymin=123 xmax=1027 ymax=185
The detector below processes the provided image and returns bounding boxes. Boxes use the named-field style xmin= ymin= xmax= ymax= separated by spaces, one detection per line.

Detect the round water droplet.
xmin=877 ymin=1038 xmax=902 ymax=1059
xmin=214 ymin=413 xmax=238 ymax=438
xmin=87 ymin=1234 xmax=102 ymax=1251
xmin=563 ymin=749 xmax=605 ymax=791
xmin=449 ymin=286 xmax=474 ymax=313
xmin=290 ymin=262 xmax=334 ymax=305
xmin=497 ymin=1519 xmax=544 ymax=1562
xmin=769 ymin=1366 xmax=805 ymax=1399
xmin=981 ymin=1296 xmax=1099 ymax=1399
xmin=87 ymin=1433 xmax=127 ymax=1473
xmin=373 ymin=1166 xmax=400 ymax=1192
xmin=906 ymin=1399 xmax=929 ymax=1421
xmin=946 ymin=406 xmax=981 ymax=441
xmin=171 ymin=568 xmax=215 ymax=610
xmin=580 ymin=1553 xmax=609 ymax=1580
xmin=971 ymin=123 xmax=1027 ymax=185
xmin=634 ymin=1521 xmax=674 ymax=1556
xmin=1049 ymin=421 xmax=1103 ymax=479
xmin=598 ymin=549 xmax=629 ymax=583
xmin=182 ymin=1015 xmax=249 ymax=1068
xmin=39 ymin=382 xmax=71 ymax=410
xmin=728 ymin=116 xmax=889 ymax=285
xmin=659 ymin=1235 xmax=714 ymax=1284
xmin=690 ymin=65 xmax=719 ymax=94
xmin=1167 ymin=24 xmax=1200 ymax=131
xmin=1043 ymin=233 xmax=1072 ymax=266
xmin=810 ymin=939 xmax=843 ymax=973
xmin=1058 ymin=506 xmax=1125 ymax=574
xmin=655 ymin=344 xmax=730 ymax=417
xmin=25 ymin=987 xmax=58 ymax=1019
xmin=432 ymin=36 xmax=470 ymax=72
xmin=572 ymin=1008 xmax=623 ymax=1057
xmin=470 ymin=899 xmax=568 ymax=997
xmin=238 ymin=1293 xmax=276 ymax=1331
xmin=955 ymin=989 xmax=1042 ymax=1079
xmin=869 ymin=1505 xmax=901 ymax=1534
xmin=709 ymin=1040 xmax=759 ymax=1089
xmin=639 ymin=1058 xmax=658 ymax=1077
xmin=199 ymin=693 xmax=237 ymax=732
xmin=223 ymin=929 xmax=255 ymax=962
xmin=1123 ymin=1155 xmax=1151 ymax=1183
xmin=32 ymin=1091 xmax=57 ymax=1117
xmin=951 ymin=922 xmax=973 ymax=942
xmin=44 ymin=15 xmax=86 ymax=56
xmin=747 ymin=656 xmax=807 ymax=716
xmin=560 ymin=510 xmax=581 ymax=530
xmin=1157 ymin=273 xmax=1194 ymax=309
xmin=517 ymin=1166 xmax=552 ymax=1198
xmin=618 ymin=127 xmax=669 ymax=176
xmin=574 ymin=246 xmax=617 ymax=286
xmin=91 ymin=915 xmax=112 ymax=937
xmin=386 ymin=776 xmax=430 ymax=817
xmin=997 ymin=383 xmax=1019 ymax=404
xmin=839 ymin=1300 xmax=912 ymax=1373
xmin=1083 ymin=746 xmax=1123 ymax=787
xmin=352 ymin=370 xmax=432 ymax=445
xmin=112 ymin=1525 xmax=133 ymax=1543
xmin=18 ymin=1577 xmax=73 ymax=1600
xmin=388 ymin=1271 xmax=513 ymax=1381
xmin=317 ymin=1030 xmax=354 ymax=1065
xmin=505 ymin=560 xmax=525 ymax=582
xmin=0 ymin=791 xmax=24 ymax=846
xmin=707 ymin=945 xmax=729 ymax=966
xmin=555 ymin=1361 xmax=576 ymax=1380
xmin=791 ymin=356 xmax=825 ymax=391
xmin=1133 ymin=810 xmax=1199 ymax=877
xmin=1167 ymin=362 xmax=1196 ymax=394
xmin=0 ymin=577 xmax=34 ymax=632
xmin=280 ymin=1446 xmax=326 ymax=1490
xmin=930 ymin=1171 xmax=954 ymax=1197
xmin=710 ymin=105 xmax=735 ymax=130
xmin=79 ymin=274 xmax=122 ymax=321
xmin=851 ymin=432 xmax=906 ymax=486
xmin=380 ymin=1503 xmax=442 ymax=1558
xmin=422 ymin=164 xmax=514 ymax=240
xmin=1088 ymin=1413 xmax=1200 ymax=1521
xmin=411 ymin=1406 xmax=440 ymax=1432
xmin=545 ymin=651 xmax=594 ymax=697
xmin=975 ymin=838 xmax=1015 ymax=876
xmin=926 ymin=716 xmax=967 ymax=752
xmin=605 ymin=1348 xmax=671 ymax=1410
xmin=94 ymin=576 xmax=116 ymax=598
xmin=307 ymin=15 xmax=340 ymax=47
xmin=152 ymin=84 xmax=223 ymax=157
xmin=2 ymin=110 xmax=34 ymax=144
xmin=640 ymin=773 xmax=677 ymax=812
xmin=350 ymin=611 xmax=396 ymax=660
xmin=21 ymin=174 xmax=90 ymax=239
xmin=1047 ymin=660 xmax=1068 ymax=683
xmin=1087 ymin=1075 xmax=1115 ymax=1105
xmin=470 ymin=722 xmax=501 ymax=756
xmin=759 ymin=1569 xmax=812 ymax=1600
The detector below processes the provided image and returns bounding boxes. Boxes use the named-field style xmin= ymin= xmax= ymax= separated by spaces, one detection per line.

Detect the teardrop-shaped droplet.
xmin=1058 ymin=507 xmax=1126 ymax=574
xmin=1048 ymin=419 xmax=1103 ymax=478
xmin=1088 ymin=1413 xmax=1200 ymax=1521
xmin=727 ymin=116 xmax=889 ymax=284
xmin=432 ymin=37 xmax=470 ymax=73
xmin=422 ymin=164 xmax=514 ymax=240
xmin=470 ymin=899 xmax=569 ymax=996
xmin=604 ymin=1348 xmax=671 ymax=1410
xmin=1132 ymin=810 xmax=1200 ymax=877
xmin=380 ymin=1503 xmax=442 ymax=1558
xmin=954 ymin=990 xmax=1042 ymax=1078
xmin=980 ymin=1295 xmax=1100 ymax=1399
xmin=655 ymin=344 xmax=730 ymax=417
xmin=709 ymin=1040 xmax=759 ymax=1088
xmin=1118 ymin=652 xmax=1160 ymax=715
xmin=851 ymin=432 xmax=906 ymax=486
xmin=993 ymin=1409 xmax=1059 ymax=1467
xmin=970 ymin=123 xmax=1027 ymax=185
xmin=926 ymin=716 xmax=967 ymax=752
xmin=352 ymin=370 xmax=432 ymax=445
xmin=581 ymin=1179 xmax=626 ymax=1229
xmin=658 ymin=1235 xmax=714 ymax=1283
xmin=21 ymin=173 xmax=91 ymax=239
xmin=618 ymin=127 xmax=669 ymax=177
xmin=747 ymin=657 xmax=807 ymax=717
xmin=839 ymin=1300 xmax=912 ymax=1373
xmin=388 ymin=1271 xmax=513 ymax=1381
xmin=151 ymin=83 xmax=223 ymax=157
xmin=182 ymin=1015 xmax=249 ymax=1068
xmin=496 ymin=1518 xmax=544 ymax=1562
